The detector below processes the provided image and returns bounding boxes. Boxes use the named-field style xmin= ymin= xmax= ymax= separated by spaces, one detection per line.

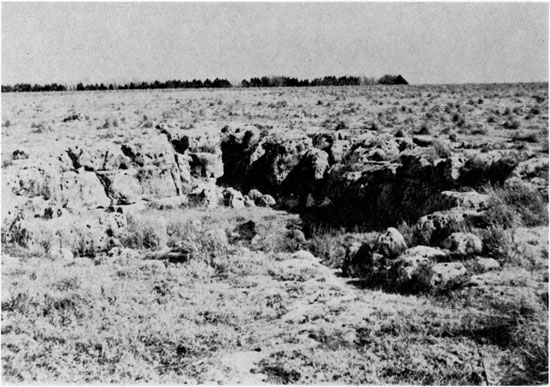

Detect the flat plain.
xmin=1 ymin=84 xmax=548 ymax=384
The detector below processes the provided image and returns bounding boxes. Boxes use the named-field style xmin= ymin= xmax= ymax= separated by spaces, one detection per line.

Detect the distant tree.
xmin=378 ymin=74 xmax=409 ymax=85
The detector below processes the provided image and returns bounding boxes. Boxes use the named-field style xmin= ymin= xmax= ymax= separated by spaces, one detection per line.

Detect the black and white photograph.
xmin=1 ymin=2 xmax=548 ymax=384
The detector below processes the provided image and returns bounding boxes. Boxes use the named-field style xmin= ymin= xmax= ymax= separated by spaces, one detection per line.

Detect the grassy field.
xmin=2 ymin=205 xmax=548 ymax=384
xmin=2 ymin=84 xmax=548 ymax=384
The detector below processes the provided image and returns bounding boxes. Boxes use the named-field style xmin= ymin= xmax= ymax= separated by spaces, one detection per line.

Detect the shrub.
xmin=99 ymin=118 xmax=111 ymax=129
xmin=334 ymin=120 xmax=348 ymax=131
xmin=415 ymin=124 xmax=431 ymax=135
xmin=510 ymin=312 xmax=549 ymax=385
xmin=140 ymin=115 xmax=154 ymax=128
xmin=512 ymin=132 xmax=539 ymax=143
xmin=481 ymin=224 xmax=515 ymax=262
xmin=484 ymin=183 xmax=548 ymax=228
xmin=396 ymin=221 xmax=415 ymax=247
xmin=491 ymin=296 xmax=549 ymax=385
xmin=452 ymin=113 xmax=466 ymax=127
xmin=470 ymin=126 xmax=488 ymax=135
xmin=503 ymin=119 xmax=520 ymax=130
xmin=121 ymin=213 xmax=167 ymax=250
xmin=167 ymin=220 xmax=230 ymax=267
xmin=308 ymin=228 xmax=348 ymax=268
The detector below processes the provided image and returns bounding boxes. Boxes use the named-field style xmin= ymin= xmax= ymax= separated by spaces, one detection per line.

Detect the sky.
xmin=1 ymin=2 xmax=548 ymax=85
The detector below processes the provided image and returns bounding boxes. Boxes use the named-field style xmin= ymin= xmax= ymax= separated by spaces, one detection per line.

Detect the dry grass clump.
xmin=476 ymin=294 xmax=549 ymax=385
xmin=119 ymin=212 xmax=231 ymax=268
xmin=98 ymin=118 xmax=119 ymax=130
xmin=483 ymin=183 xmax=548 ymax=228
xmin=31 ymin=122 xmax=53 ymax=133
xmin=481 ymin=183 xmax=547 ymax=262
xmin=512 ymin=131 xmax=539 ymax=143
xmin=120 ymin=213 xmax=168 ymax=250
xmin=140 ymin=115 xmax=154 ymax=128
xmin=506 ymin=309 xmax=549 ymax=385
xmin=307 ymin=226 xmax=348 ymax=267
xmin=306 ymin=224 xmax=378 ymax=268
xmin=166 ymin=220 xmax=230 ymax=265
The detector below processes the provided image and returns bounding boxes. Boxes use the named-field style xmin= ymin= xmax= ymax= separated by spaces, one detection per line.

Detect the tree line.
xmin=1 ymin=78 xmax=232 ymax=93
xmin=1 ymin=74 xmax=407 ymax=93
xmin=241 ymin=75 xmax=376 ymax=88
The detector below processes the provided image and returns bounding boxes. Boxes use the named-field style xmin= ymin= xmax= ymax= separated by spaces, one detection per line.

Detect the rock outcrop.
xmin=1 ymin=120 xmax=539 ymax=263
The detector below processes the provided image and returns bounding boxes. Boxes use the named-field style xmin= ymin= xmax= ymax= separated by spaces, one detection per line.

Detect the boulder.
xmin=223 ymin=188 xmax=245 ymax=209
xmin=342 ymin=242 xmax=387 ymax=282
xmin=459 ymin=152 xmax=519 ymax=187
xmin=428 ymin=190 xmax=491 ymax=212
xmin=120 ymin=136 xmax=177 ymax=168
xmin=189 ymin=152 xmax=224 ymax=179
xmin=400 ymin=245 xmax=448 ymax=262
xmin=257 ymin=194 xmax=276 ymax=208
xmin=190 ymin=183 xmax=221 ymax=208
xmin=59 ymin=170 xmax=111 ymax=209
xmin=174 ymin=153 xmax=193 ymax=188
xmin=294 ymin=148 xmax=329 ymax=180
xmin=243 ymin=195 xmax=255 ymax=207
xmin=247 ymin=189 xmax=264 ymax=201
xmin=377 ymin=227 xmax=407 ymax=258
xmin=513 ymin=157 xmax=548 ymax=180
xmin=292 ymin=250 xmax=317 ymax=261
xmin=474 ymin=257 xmax=501 ymax=273
xmin=219 ymin=125 xmax=262 ymax=186
xmin=436 ymin=154 xmax=467 ymax=183
xmin=392 ymin=255 xmax=433 ymax=290
xmin=414 ymin=209 xmax=479 ymax=246
xmin=245 ymin=131 xmax=313 ymax=192
xmin=429 ymin=262 xmax=468 ymax=289
xmin=328 ymin=140 xmax=351 ymax=164
xmin=96 ymin=170 xmax=142 ymax=205
xmin=66 ymin=142 xmax=131 ymax=171
xmin=440 ymin=232 xmax=483 ymax=257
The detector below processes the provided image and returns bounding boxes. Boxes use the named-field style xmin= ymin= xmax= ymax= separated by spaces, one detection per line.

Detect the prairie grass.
xmin=483 ymin=183 xmax=548 ymax=228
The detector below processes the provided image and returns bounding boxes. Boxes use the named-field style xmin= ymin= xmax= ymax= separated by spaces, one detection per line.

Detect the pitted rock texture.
xmin=2 ymin=84 xmax=547 ymax=262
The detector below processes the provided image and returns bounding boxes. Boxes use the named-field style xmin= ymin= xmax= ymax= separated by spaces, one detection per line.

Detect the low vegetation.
xmin=2 ymin=83 xmax=547 ymax=384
